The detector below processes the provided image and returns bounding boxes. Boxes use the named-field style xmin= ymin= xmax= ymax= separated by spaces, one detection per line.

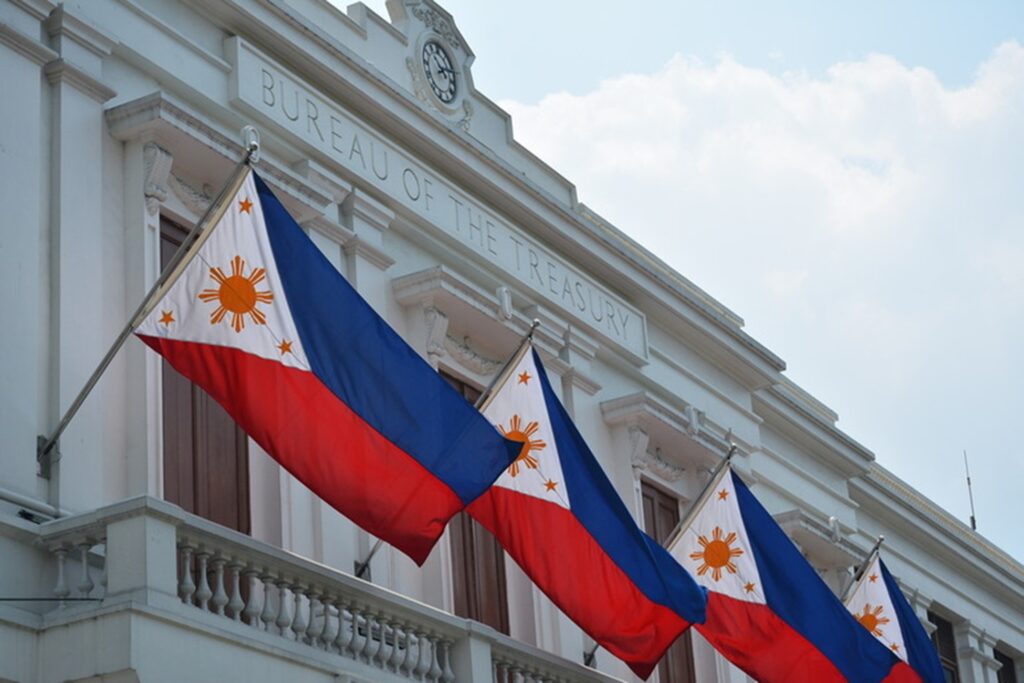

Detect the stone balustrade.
xmin=30 ymin=496 xmax=622 ymax=683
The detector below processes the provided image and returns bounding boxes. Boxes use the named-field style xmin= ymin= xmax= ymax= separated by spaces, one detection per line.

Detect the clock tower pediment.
xmin=387 ymin=0 xmax=476 ymax=126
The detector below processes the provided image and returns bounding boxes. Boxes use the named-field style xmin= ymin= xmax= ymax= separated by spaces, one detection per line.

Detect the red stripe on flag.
xmin=469 ymin=486 xmax=690 ymax=679
xmin=884 ymin=662 xmax=925 ymax=682
xmin=140 ymin=335 xmax=462 ymax=564
xmin=697 ymin=592 xmax=847 ymax=682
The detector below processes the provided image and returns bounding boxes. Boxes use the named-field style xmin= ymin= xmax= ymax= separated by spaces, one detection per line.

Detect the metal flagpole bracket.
xmin=241 ymin=125 xmax=260 ymax=164
xmin=841 ymin=534 xmax=885 ymax=603
xmin=36 ymin=435 xmax=56 ymax=480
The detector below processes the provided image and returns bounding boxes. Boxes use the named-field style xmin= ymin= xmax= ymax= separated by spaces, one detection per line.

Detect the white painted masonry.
xmin=0 ymin=1 xmax=1021 ymax=682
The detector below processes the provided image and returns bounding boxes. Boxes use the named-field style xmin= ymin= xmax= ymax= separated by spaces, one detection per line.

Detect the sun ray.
xmin=689 ymin=526 xmax=745 ymax=583
xmin=499 ymin=414 xmax=547 ymax=477
xmin=198 ymin=256 xmax=274 ymax=332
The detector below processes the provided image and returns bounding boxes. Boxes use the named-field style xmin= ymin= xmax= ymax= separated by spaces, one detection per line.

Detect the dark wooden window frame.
xmin=928 ymin=610 xmax=961 ymax=683
xmin=995 ymin=648 xmax=1019 ymax=683
xmin=160 ymin=217 xmax=251 ymax=534
xmin=441 ymin=370 xmax=510 ymax=635
xmin=641 ymin=479 xmax=696 ymax=683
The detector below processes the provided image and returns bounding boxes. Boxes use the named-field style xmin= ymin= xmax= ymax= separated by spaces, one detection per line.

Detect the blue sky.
xmin=399 ymin=0 xmax=1024 ymax=102
xmin=355 ymin=1 xmax=1024 ymax=562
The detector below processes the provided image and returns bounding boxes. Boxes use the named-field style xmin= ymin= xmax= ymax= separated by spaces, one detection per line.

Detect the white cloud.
xmin=500 ymin=43 xmax=1024 ymax=559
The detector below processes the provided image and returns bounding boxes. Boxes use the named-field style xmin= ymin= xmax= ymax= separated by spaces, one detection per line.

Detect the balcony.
xmin=2 ymin=496 xmax=623 ymax=683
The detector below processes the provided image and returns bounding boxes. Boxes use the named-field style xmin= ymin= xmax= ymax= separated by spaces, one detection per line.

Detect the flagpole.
xmin=662 ymin=436 xmax=739 ymax=553
xmin=36 ymin=129 xmax=262 ymax=484
xmin=353 ymin=319 xmax=541 ymax=579
xmin=474 ymin=318 xmax=540 ymax=412
xmin=840 ymin=535 xmax=885 ymax=603
xmin=584 ymin=435 xmax=739 ymax=668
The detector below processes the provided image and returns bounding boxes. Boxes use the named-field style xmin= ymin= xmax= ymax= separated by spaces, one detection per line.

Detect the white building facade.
xmin=0 ymin=1 xmax=1021 ymax=681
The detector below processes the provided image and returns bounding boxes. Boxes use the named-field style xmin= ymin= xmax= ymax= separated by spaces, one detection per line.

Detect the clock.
xmin=421 ymin=40 xmax=457 ymax=104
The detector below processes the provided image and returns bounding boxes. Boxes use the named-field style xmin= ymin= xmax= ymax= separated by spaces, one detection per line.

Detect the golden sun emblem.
xmin=198 ymin=255 xmax=273 ymax=332
xmin=855 ymin=604 xmax=891 ymax=637
xmin=499 ymin=414 xmax=546 ymax=477
xmin=690 ymin=526 xmax=744 ymax=581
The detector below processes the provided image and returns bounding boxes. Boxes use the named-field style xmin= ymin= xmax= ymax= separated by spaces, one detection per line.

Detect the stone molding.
xmin=0 ymin=22 xmax=58 ymax=65
xmin=43 ymin=58 xmax=117 ymax=101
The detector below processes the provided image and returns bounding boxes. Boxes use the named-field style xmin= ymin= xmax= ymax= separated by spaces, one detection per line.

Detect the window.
xmin=996 ymin=648 xmax=1018 ymax=683
xmin=442 ymin=372 xmax=510 ymax=634
xmin=160 ymin=218 xmax=251 ymax=533
xmin=928 ymin=611 xmax=960 ymax=683
xmin=641 ymin=481 xmax=696 ymax=683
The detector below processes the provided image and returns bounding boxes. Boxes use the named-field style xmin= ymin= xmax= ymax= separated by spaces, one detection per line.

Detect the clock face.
xmin=421 ymin=40 xmax=457 ymax=104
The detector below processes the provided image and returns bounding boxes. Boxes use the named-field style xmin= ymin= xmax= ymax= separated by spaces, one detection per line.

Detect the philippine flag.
xmin=468 ymin=345 xmax=707 ymax=679
xmin=135 ymin=168 xmax=519 ymax=564
xmin=845 ymin=552 xmax=946 ymax=683
xmin=668 ymin=466 xmax=911 ymax=682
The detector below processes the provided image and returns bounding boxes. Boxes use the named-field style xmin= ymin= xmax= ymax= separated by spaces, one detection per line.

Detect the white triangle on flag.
xmin=667 ymin=468 xmax=766 ymax=604
xmin=844 ymin=553 xmax=908 ymax=662
xmin=135 ymin=171 xmax=310 ymax=371
xmin=481 ymin=349 xmax=570 ymax=510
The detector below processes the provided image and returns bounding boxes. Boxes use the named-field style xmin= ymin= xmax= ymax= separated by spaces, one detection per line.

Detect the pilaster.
xmin=342 ymin=189 xmax=396 ymax=312
xmin=43 ymin=4 xmax=117 ymax=513
xmin=956 ymin=621 xmax=1002 ymax=683
xmin=339 ymin=189 xmax=398 ymax=590
xmin=121 ymin=141 xmax=172 ymax=501
xmin=0 ymin=0 xmax=57 ymax=501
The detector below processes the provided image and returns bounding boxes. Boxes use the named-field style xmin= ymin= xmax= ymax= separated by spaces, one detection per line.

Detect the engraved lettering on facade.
xmin=234 ymin=42 xmax=647 ymax=358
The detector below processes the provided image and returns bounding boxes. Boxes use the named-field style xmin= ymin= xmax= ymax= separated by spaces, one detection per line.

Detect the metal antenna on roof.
xmin=964 ymin=450 xmax=977 ymax=531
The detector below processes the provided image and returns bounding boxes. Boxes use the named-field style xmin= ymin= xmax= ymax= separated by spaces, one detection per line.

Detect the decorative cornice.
xmin=105 ymin=92 xmax=331 ymax=214
xmin=855 ymin=466 xmax=1024 ymax=587
xmin=443 ymin=334 xmax=501 ymax=376
xmin=774 ymin=508 xmax=862 ymax=570
xmin=392 ymin=265 xmax=500 ymax=323
xmin=9 ymin=0 xmax=57 ymax=22
xmin=411 ymin=5 xmax=461 ymax=51
xmin=0 ymin=23 xmax=58 ymax=65
xmin=633 ymin=447 xmax=685 ymax=483
xmin=43 ymin=58 xmax=117 ymax=102
xmin=168 ymin=172 xmax=212 ymax=217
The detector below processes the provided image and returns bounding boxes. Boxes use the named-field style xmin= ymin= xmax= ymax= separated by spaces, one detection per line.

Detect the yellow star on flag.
xmin=239 ymin=198 xmax=253 ymax=214
xmin=158 ymin=310 xmax=175 ymax=325
xmin=277 ymin=340 xmax=293 ymax=355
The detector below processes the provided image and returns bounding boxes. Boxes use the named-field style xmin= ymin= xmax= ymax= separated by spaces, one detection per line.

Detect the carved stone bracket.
xmin=423 ymin=306 xmax=449 ymax=364
xmin=143 ymin=143 xmax=173 ymax=216
xmin=629 ymin=425 xmax=685 ymax=482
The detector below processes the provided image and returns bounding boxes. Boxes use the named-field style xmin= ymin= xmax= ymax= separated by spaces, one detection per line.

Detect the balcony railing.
xmin=27 ymin=496 xmax=623 ymax=683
